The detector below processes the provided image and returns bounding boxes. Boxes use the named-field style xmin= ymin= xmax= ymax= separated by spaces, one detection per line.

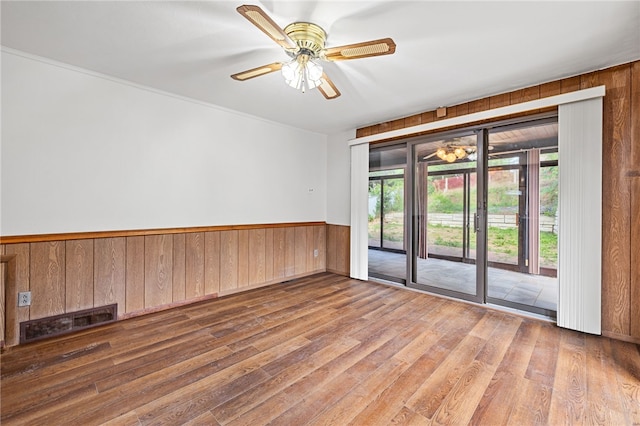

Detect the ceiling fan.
xmin=424 ymin=146 xmax=478 ymax=163
xmin=424 ymin=145 xmax=496 ymax=163
xmin=231 ymin=4 xmax=396 ymax=99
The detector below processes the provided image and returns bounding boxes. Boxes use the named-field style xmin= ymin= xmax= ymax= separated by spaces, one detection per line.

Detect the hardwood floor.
xmin=1 ymin=272 xmax=639 ymax=425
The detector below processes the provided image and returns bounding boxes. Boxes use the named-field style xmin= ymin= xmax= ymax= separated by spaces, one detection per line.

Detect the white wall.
xmin=1 ymin=50 xmax=327 ymax=236
xmin=325 ymin=130 xmax=353 ymax=226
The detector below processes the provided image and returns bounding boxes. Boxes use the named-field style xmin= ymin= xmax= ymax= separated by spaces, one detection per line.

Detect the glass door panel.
xmin=412 ymin=133 xmax=479 ymax=300
xmin=427 ymin=173 xmax=464 ymax=259
xmin=368 ymin=145 xmax=407 ymax=284
xmin=382 ymin=178 xmax=405 ymax=251
xmin=466 ymin=172 xmax=477 ymax=261
xmin=485 ymin=121 xmax=558 ymax=316
xmin=368 ymin=180 xmax=382 ymax=248
xmin=486 ymin=164 xmax=522 ymax=267
xmin=539 ymin=160 xmax=558 ymax=273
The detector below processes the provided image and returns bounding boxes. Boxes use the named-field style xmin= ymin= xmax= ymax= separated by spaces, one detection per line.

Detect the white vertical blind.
xmin=350 ymin=143 xmax=369 ymax=280
xmin=557 ymin=97 xmax=603 ymax=334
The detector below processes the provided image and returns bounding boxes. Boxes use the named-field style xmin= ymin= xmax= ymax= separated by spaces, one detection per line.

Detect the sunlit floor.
xmin=368 ymin=249 xmax=557 ymax=312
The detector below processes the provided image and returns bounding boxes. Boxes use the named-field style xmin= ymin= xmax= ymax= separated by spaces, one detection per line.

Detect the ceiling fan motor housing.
xmin=284 ymin=22 xmax=327 ymax=58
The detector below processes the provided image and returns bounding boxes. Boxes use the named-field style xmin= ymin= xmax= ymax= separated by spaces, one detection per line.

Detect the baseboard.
xmin=602 ymin=330 xmax=640 ymax=344
xmin=119 ymin=294 xmax=218 ymax=320
xmin=326 ymin=268 xmax=349 ymax=276
xmin=218 ymin=269 xmax=328 ymax=297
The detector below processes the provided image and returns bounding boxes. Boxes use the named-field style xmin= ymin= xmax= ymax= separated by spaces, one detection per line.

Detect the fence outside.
xmin=428 ymin=213 xmax=557 ymax=233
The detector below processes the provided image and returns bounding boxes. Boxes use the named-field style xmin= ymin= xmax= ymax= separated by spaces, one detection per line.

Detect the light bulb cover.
xmin=445 ymin=153 xmax=457 ymax=163
xmin=281 ymin=54 xmax=323 ymax=93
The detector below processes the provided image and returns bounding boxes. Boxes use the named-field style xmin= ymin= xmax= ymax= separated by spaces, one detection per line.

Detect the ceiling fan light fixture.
xmin=281 ymin=54 xmax=323 ymax=93
xmin=445 ymin=152 xmax=457 ymax=163
xmin=454 ymin=147 xmax=467 ymax=159
xmin=429 ymin=146 xmax=477 ymax=163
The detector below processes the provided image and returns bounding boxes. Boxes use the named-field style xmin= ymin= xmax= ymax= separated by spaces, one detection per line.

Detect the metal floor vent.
xmin=20 ymin=304 xmax=117 ymax=344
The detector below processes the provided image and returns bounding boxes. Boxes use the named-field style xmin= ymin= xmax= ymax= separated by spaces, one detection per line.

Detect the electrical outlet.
xmin=314 ymin=249 xmax=319 ymax=257
xmin=18 ymin=291 xmax=31 ymax=307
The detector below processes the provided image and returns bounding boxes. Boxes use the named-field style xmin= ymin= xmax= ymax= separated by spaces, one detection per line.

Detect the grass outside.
xmin=368 ymin=221 xmax=558 ymax=268
xmin=368 ymin=220 xmax=403 ymax=242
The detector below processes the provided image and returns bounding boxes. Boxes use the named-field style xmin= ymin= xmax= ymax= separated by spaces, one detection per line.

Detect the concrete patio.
xmin=368 ymin=249 xmax=557 ymax=312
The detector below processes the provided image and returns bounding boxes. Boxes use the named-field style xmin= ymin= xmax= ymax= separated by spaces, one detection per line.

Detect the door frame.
xmin=368 ymin=173 xmax=406 ymax=254
xmin=407 ymin=128 xmax=485 ymax=304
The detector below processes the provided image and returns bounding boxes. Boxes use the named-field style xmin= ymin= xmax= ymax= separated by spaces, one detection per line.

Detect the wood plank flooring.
xmin=1 ymin=272 xmax=639 ymax=425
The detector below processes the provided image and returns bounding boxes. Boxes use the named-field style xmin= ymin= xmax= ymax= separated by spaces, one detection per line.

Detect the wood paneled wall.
xmin=0 ymin=223 xmax=329 ymax=347
xmin=1 ymin=246 xmax=6 ymax=347
xmin=357 ymin=60 xmax=640 ymax=343
xmin=631 ymin=177 xmax=640 ymax=339
xmin=326 ymin=224 xmax=350 ymax=276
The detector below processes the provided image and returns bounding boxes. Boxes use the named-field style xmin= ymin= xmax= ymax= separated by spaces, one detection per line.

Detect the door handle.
xmin=473 ymin=213 xmax=478 ymax=233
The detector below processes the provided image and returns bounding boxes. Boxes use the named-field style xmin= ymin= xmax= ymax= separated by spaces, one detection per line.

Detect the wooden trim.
xmin=357 ymin=107 xmax=557 ymax=146
xmin=602 ymin=330 xmax=640 ymax=345
xmin=0 ymin=222 xmax=327 ymax=244
xmin=1 ymin=254 xmax=17 ymax=348
xmin=1 ymin=245 xmax=29 ymax=347
xmin=631 ymin=177 xmax=640 ymax=339
xmin=350 ymin=86 xmax=605 ymax=145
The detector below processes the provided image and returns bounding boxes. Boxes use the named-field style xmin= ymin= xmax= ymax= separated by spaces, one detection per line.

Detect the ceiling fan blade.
xmin=323 ymin=38 xmax=396 ymax=61
xmin=231 ymin=62 xmax=283 ymax=81
xmin=423 ymin=153 xmax=437 ymax=160
xmin=236 ymin=5 xmax=297 ymax=51
xmin=317 ymin=73 xmax=341 ymax=100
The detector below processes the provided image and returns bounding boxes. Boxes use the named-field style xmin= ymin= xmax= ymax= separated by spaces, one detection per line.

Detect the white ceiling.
xmin=2 ymin=1 xmax=639 ymax=134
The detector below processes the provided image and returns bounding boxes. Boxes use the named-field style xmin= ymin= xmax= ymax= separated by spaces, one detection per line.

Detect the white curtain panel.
xmin=350 ymin=143 xmax=369 ymax=280
xmin=557 ymin=97 xmax=603 ymax=334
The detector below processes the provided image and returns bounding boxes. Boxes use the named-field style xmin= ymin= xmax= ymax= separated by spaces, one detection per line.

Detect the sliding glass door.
xmin=369 ymin=116 xmax=559 ymax=317
xmin=486 ymin=121 xmax=558 ymax=315
xmin=412 ymin=132 xmax=481 ymax=301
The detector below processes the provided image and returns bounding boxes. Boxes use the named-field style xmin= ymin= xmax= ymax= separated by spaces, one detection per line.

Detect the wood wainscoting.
xmin=0 ymin=250 xmax=7 ymax=347
xmin=357 ymin=60 xmax=640 ymax=344
xmin=0 ymin=222 xmax=354 ymax=347
xmin=325 ymin=224 xmax=350 ymax=276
